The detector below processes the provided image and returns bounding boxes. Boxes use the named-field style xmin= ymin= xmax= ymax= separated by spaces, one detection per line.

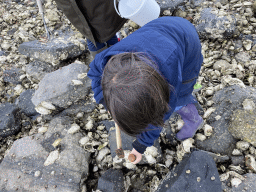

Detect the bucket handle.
xmin=114 ymin=0 xmax=123 ymax=18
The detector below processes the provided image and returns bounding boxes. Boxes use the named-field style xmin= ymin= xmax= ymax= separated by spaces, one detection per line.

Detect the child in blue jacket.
xmin=87 ymin=16 xmax=204 ymax=164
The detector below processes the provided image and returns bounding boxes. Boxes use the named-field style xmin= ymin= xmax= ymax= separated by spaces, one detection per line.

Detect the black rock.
xmin=98 ymin=120 xmax=115 ymax=132
xmin=0 ymin=103 xmax=21 ymax=137
xmin=16 ymin=89 xmax=39 ymax=117
xmin=97 ymin=168 xmax=125 ymax=192
xmin=3 ymin=68 xmax=22 ymax=85
xmin=156 ymin=150 xmax=222 ymax=192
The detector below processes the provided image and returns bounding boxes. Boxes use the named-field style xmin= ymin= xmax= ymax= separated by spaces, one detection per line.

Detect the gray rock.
xmin=31 ymin=62 xmax=91 ymax=109
xmin=59 ymin=101 xmax=96 ymax=117
xmin=158 ymin=0 xmax=186 ymax=15
xmin=0 ymin=103 xmax=21 ymax=137
xmin=3 ymin=68 xmax=22 ymax=85
xmin=97 ymin=168 xmax=125 ymax=192
xmin=231 ymin=156 xmax=244 ymax=166
xmin=229 ymin=109 xmax=256 ymax=147
xmin=196 ymin=85 xmax=256 ymax=156
xmin=0 ymin=116 xmax=90 ymax=192
xmin=16 ymin=89 xmax=39 ymax=117
xmin=195 ymin=8 xmax=237 ymax=40
xmin=18 ymin=31 xmax=87 ymax=65
xmin=0 ymin=51 xmax=6 ymax=56
xmin=235 ymin=51 xmax=251 ymax=64
xmin=25 ymin=60 xmax=54 ymax=83
xmin=231 ymin=173 xmax=256 ymax=192
xmin=213 ymin=60 xmax=231 ymax=71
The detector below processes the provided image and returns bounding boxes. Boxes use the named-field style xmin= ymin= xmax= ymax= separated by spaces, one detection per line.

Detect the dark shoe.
xmin=176 ymin=103 xmax=204 ymax=141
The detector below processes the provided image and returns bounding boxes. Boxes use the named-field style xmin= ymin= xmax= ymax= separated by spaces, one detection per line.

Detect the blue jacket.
xmin=87 ymin=16 xmax=203 ymax=153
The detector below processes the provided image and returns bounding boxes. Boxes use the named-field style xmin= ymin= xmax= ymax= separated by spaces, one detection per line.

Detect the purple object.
xmin=176 ymin=103 xmax=203 ymax=141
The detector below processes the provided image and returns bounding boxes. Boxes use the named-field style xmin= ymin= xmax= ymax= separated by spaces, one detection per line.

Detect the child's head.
xmin=101 ymin=52 xmax=171 ymax=136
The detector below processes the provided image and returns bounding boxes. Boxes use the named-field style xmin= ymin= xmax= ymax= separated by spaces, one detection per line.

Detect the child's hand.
xmin=130 ymin=148 xmax=142 ymax=164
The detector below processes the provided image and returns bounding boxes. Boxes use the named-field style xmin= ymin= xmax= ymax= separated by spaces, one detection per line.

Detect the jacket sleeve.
xmin=87 ymin=59 xmax=106 ymax=108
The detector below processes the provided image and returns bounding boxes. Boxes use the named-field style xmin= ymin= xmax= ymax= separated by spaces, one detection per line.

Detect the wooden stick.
xmin=115 ymin=123 xmax=122 ymax=149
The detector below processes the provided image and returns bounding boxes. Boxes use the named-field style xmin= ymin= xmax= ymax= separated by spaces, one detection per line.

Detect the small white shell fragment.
xmin=14 ymin=84 xmax=24 ymax=95
xmin=236 ymin=141 xmax=250 ymax=151
xmin=231 ymin=178 xmax=242 ymax=188
xmin=76 ymin=112 xmax=84 ymax=118
xmin=215 ymin=115 xmax=221 ymax=121
xmin=77 ymin=73 xmax=87 ymax=79
xmin=68 ymin=123 xmax=80 ymax=134
xmin=145 ymin=154 xmax=157 ymax=164
xmin=97 ymin=125 xmax=105 ymax=131
xmin=222 ymin=75 xmax=246 ymax=88
xmin=100 ymin=109 xmax=107 ymax=114
xmin=147 ymin=170 xmax=157 ymax=175
xmin=72 ymin=80 xmax=83 ymax=85
xmin=85 ymin=120 xmax=94 ymax=130
xmin=145 ymin=146 xmax=158 ymax=157
xmin=38 ymin=126 xmax=48 ymax=133
xmin=196 ymin=133 xmax=207 ymax=141
xmin=182 ymin=138 xmax=194 ymax=153
xmin=19 ymin=74 xmax=27 ymax=80
xmin=35 ymin=106 xmax=51 ymax=115
xmin=220 ymin=172 xmax=230 ymax=182
xmin=165 ymin=155 xmax=173 ymax=167
xmin=96 ymin=147 xmax=110 ymax=163
xmin=34 ymin=170 xmax=41 ymax=177
xmin=242 ymin=99 xmax=255 ymax=110
xmin=203 ymin=107 xmax=216 ymax=119
xmin=232 ymin=149 xmax=242 ymax=156
xmin=203 ymin=124 xmax=213 ymax=137
xmin=177 ymin=119 xmax=184 ymax=131
xmin=98 ymin=114 xmax=109 ymax=120
xmin=52 ymin=138 xmax=62 ymax=148
xmin=79 ymin=136 xmax=90 ymax=145
xmin=44 ymin=150 xmax=59 ymax=166
xmin=93 ymin=166 xmax=98 ymax=172
xmin=41 ymin=101 xmax=56 ymax=110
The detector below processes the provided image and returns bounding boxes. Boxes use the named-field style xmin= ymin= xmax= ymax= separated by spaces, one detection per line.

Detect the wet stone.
xmin=18 ymin=30 xmax=87 ymax=65
xmin=97 ymin=168 xmax=125 ymax=192
xmin=25 ymin=60 xmax=54 ymax=83
xmin=3 ymin=68 xmax=22 ymax=85
xmin=15 ymin=89 xmax=39 ymax=117
xmin=231 ymin=156 xmax=245 ymax=166
xmin=195 ymin=8 xmax=237 ymax=40
xmin=0 ymin=103 xmax=21 ymax=137
xmin=0 ymin=51 xmax=6 ymax=56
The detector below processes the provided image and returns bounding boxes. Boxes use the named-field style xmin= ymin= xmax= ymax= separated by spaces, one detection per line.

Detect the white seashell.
xmin=35 ymin=106 xmax=51 ymax=115
xmin=14 ymin=84 xmax=24 ymax=95
xmin=34 ymin=170 xmax=41 ymax=177
xmin=41 ymin=101 xmax=56 ymax=110
xmin=144 ymin=154 xmax=157 ymax=164
xmin=165 ymin=155 xmax=173 ymax=167
xmin=222 ymin=75 xmax=246 ymax=88
xmin=203 ymin=107 xmax=216 ymax=119
xmin=77 ymin=73 xmax=87 ymax=79
xmin=100 ymin=109 xmax=107 ymax=114
xmin=232 ymin=149 xmax=242 ymax=156
xmin=52 ymin=138 xmax=62 ymax=148
xmin=72 ymin=80 xmax=83 ymax=85
xmin=145 ymin=146 xmax=158 ymax=157
xmin=38 ymin=126 xmax=48 ymax=133
xmin=245 ymin=155 xmax=256 ymax=172
xmin=147 ymin=170 xmax=157 ymax=175
xmin=98 ymin=114 xmax=109 ymax=120
xmin=79 ymin=136 xmax=90 ymax=145
xmin=236 ymin=141 xmax=250 ymax=151
xmin=203 ymin=124 xmax=213 ymax=137
xmin=19 ymin=74 xmax=26 ymax=80
xmin=44 ymin=150 xmax=59 ymax=166
xmin=196 ymin=133 xmax=207 ymax=141
xmin=231 ymin=178 xmax=242 ymax=188
xmin=68 ymin=123 xmax=80 ymax=134
xmin=242 ymin=99 xmax=255 ymax=110
xmin=229 ymin=171 xmax=245 ymax=180
xmin=215 ymin=115 xmax=221 ymax=121
xmin=176 ymin=119 xmax=184 ymax=131
xmin=220 ymin=172 xmax=230 ymax=182
xmin=96 ymin=147 xmax=110 ymax=163
xmin=182 ymin=138 xmax=194 ymax=153
xmin=97 ymin=125 xmax=105 ymax=131
xmin=85 ymin=120 xmax=94 ymax=130
xmin=93 ymin=166 xmax=98 ymax=172
xmin=205 ymin=87 xmax=214 ymax=96
xmin=76 ymin=112 xmax=84 ymax=118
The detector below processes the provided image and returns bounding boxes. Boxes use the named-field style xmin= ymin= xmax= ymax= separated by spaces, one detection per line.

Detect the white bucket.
xmin=114 ymin=0 xmax=160 ymax=26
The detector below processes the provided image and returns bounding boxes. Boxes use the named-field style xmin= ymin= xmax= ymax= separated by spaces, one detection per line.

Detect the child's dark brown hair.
xmin=101 ymin=52 xmax=171 ymax=136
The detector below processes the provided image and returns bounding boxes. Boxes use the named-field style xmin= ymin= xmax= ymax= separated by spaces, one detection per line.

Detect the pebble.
xmin=44 ymin=150 xmax=59 ymax=166
xmin=203 ymin=124 xmax=213 ymax=137
xmin=68 ymin=123 xmax=80 ymax=134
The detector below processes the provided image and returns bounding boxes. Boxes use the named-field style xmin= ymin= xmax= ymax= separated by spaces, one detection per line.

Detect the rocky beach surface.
xmin=1 ymin=0 xmax=256 ymax=191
